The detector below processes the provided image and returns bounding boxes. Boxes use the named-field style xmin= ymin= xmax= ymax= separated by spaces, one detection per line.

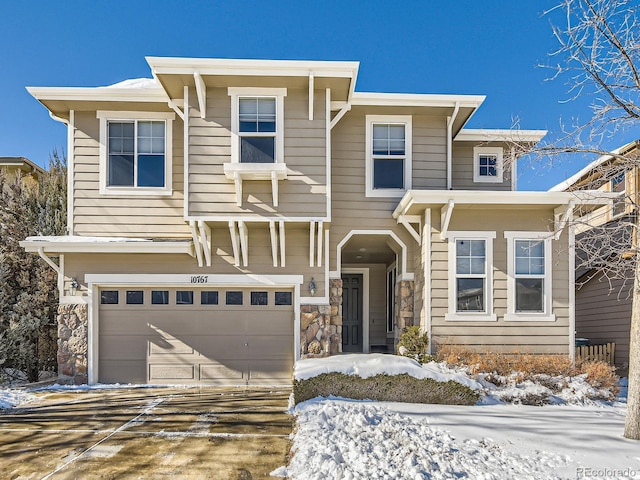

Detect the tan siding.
xmin=451 ymin=143 xmax=513 ymax=191
xmin=187 ymin=87 xmax=327 ymax=218
xmin=65 ymin=223 xmax=326 ymax=298
xmin=575 ymin=275 xmax=632 ymax=370
xmin=72 ymin=110 xmax=189 ymax=238
xmin=429 ymin=207 xmax=571 ymax=354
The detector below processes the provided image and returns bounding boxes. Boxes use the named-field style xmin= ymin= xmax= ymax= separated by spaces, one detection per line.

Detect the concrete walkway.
xmin=0 ymin=386 xmax=292 ymax=479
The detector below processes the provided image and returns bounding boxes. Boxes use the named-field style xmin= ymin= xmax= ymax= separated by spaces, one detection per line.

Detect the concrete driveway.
xmin=0 ymin=386 xmax=292 ymax=479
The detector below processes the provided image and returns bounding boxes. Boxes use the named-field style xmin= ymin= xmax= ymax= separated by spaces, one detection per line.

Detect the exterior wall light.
xmin=70 ymin=278 xmax=79 ymax=296
xmin=309 ymin=278 xmax=316 ymax=296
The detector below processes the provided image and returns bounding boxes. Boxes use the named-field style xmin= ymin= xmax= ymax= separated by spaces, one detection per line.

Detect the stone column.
xmin=394 ymin=280 xmax=415 ymax=350
xmin=57 ymin=303 xmax=88 ymax=385
xmin=300 ymin=278 xmax=343 ymax=357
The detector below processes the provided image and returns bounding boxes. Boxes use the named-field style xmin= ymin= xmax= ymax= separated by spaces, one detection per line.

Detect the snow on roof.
xmin=293 ymin=353 xmax=483 ymax=390
xmin=24 ymin=235 xmax=151 ymax=243
xmin=104 ymin=78 xmax=159 ymax=89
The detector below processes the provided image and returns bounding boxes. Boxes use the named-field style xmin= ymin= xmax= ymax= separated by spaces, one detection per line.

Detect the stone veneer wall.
xmin=300 ymin=278 xmax=343 ymax=357
xmin=57 ymin=304 xmax=88 ymax=385
xmin=394 ymin=280 xmax=415 ymax=348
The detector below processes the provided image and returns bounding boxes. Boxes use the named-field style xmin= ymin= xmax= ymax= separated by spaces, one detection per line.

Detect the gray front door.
xmin=342 ymin=274 xmax=363 ymax=352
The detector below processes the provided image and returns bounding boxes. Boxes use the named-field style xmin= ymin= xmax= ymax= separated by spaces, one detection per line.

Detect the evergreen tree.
xmin=0 ymin=151 xmax=66 ymax=383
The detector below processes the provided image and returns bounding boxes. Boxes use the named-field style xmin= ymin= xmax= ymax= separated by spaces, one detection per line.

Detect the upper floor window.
xmin=504 ymin=232 xmax=555 ymax=321
xmin=229 ymin=88 xmax=287 ymax=164
xmin=97 ymin=111 xmax=174 ymax=196
xmin=473 ymin=146 xmax=503 ymax=183
xmin=445 ymin=231 xmax=496 ymax=321
xmin=365 ymin=115 xmax=412 ymax=197
xmin=610 ymin=171 xmax=626 ymax=217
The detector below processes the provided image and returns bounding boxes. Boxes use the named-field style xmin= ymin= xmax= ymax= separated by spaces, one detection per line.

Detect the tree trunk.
xmin=624 ymin=221 xmax=640 ymax=439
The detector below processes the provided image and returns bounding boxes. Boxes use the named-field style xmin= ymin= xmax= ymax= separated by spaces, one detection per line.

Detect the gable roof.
xmin=549 ymin=140 xmax=640 ymax=192
xmin=0 ymin=156 xmax=46 ymax=176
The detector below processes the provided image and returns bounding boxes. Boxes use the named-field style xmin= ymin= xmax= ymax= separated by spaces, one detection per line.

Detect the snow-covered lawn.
xmin=273 ymin=354 xmax=640 ymax=480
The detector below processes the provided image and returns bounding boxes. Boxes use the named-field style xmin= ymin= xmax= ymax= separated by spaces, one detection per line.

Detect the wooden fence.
xmin=575 ymin=342 xmax=615 ymax=365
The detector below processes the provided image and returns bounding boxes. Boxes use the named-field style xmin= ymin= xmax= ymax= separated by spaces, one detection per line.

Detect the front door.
xmin=342 ymin=274 xmax=363 ymax=352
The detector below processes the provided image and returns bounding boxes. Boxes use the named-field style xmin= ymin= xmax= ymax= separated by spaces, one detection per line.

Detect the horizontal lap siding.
xmin=64 ymin=223 xmax=326 ymax=298
xmin=188 ymin=87 xmax=327 ymax=218
xmin=430 ymin=208 xmax=571 ymax=354
xmin=330 ymin=110 xmax=423 ymax=269
xmin=72 ymin=110 xmax=189 ymax=238
xmin=575 ymin=275 xmax=631 ymax=369
xmin=451 ymin=143 xmax=512 ymax=190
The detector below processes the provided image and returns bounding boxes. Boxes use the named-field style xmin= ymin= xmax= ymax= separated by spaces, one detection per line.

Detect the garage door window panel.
xmin=275 ymin=291 xmax=292 ymax=306
xmin=226 ymin=291 xmax=243 ymax=305
xmin=176 ymin=291 xmax=194 ymax=305
xmin=251 ymin=291 xmax=268 ymax=305
xmin=126 ymin=290 xmax=144 ymax=305
xmin=152 ymin=290 xmax=169 ymax=305
xmin=201 ymin=291 xmax=219 ymax=305
xmin=101 ymin=290 xmax=119 ymax=304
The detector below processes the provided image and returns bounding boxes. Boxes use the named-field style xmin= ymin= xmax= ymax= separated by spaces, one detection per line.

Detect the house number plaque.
xmin=190 ymin=275 xmax=209 ymax=284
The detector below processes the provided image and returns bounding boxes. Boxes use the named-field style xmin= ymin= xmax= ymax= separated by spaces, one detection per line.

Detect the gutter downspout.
xmin=446 ymin=102 xmax=460 ymax=190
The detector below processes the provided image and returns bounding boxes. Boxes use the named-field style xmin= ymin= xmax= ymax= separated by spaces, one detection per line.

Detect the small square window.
xmin=201 ymin=291 xmax=219 ymax=305
xmin=473 ymin=147 xmax=503 ymax=183
xmin=251 ymin=291 xmax=268 ymax=306
xmin=152 ymin=290 xmax=169 ymax=305
xmin=226 ymin=291 xmax=243 ymax=305
xmin=126 ymin=290 xmax=144 ymax=305
xmin=101 ymin=290 xmax=119 ymax=305
xmin=176 ymin=291 xmax=194 ymax=305
xmin=275 ymin=292 xmax=292 ymax=306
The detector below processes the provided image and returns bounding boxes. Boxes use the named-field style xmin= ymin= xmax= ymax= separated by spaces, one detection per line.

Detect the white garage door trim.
xmin=86 ymin=274 xmax=303 ymax=385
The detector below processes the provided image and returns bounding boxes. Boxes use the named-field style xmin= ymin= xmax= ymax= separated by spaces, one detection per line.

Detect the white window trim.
xmin=445 ymin=231 xmax=497 ymax=322
xmin=228 ymin=87 xmax=287 ymax=165
xmin=473 ymin=146 xmax=503 ymax=183
xmin=97 ymin=111 xmax=174 ymax=196
xmin=365 ymin=115 xmax=412 ymax=198
xmin=504 ymin=231 xmax=555 ymax=322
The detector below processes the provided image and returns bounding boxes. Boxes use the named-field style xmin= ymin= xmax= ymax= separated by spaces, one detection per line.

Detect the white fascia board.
xmin=85 ymin=273 xmax=304 ymax=287
xmin=26 ymin=86 xmax=168 ymax=103
xmin=146 ymin=56 xmax=359 ymax=79
xmin=392 ymin=190 xmax=618 ymax=218
xmin=351 ymin=92 xmax=485 ymax=108
xmin=455 ymin=129 xmax=547 ymax=143
xmin=20 ymin=239 xmax=194 ymax=255
xmin=548 ymin=140 xmax=639 ymax=191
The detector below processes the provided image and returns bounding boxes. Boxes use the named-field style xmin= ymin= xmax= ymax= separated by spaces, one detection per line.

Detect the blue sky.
xmin=2 ymin=0 xmax=638 ymax=190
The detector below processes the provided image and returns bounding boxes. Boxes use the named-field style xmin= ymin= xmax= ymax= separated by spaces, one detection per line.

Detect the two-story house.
xmin=551 ymin=140 xmax=640 ymax=373
xmin=21 ymin=56 xmax=604 ymax=386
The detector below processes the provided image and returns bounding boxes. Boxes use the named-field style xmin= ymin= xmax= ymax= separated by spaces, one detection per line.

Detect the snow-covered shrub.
xmin=293 ymin=372 xmax=479 ymax=406
xmin=396 ymin=326 xmax=433 ymax=364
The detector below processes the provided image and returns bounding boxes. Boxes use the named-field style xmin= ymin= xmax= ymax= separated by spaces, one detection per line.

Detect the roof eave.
xmin=20 ymin=239 xmax=194 ymax=255
xmin=455 ymin=129 xmax=548 ymax=143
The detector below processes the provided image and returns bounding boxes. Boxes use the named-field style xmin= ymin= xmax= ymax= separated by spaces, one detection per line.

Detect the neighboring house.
xmin=550 ymin=140 xmax=640 ymax=373
xmin=0 ymin=156 xmax=45 ymax=180
xmin=20 ymin=56 xmax=606 ymax=386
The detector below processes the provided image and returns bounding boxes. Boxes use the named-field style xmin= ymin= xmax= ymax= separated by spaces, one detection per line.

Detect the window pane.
xmin=515 ymin=240 xmax=544 ymax=275
xmin=516 ymin=278 xmax=543 ymax=312
xmin=101 ymin=290 xmax=119 ymax=304
xmin=138 ymin=121 xmax=165 ymax=154
xmin=515 ymin=258 xmax=530 ymax=275
xmin=152 ymin=290 xmax=169 ymax=305
xmin=373 ymin=158 xmax=404 ymax=189
xmin=109 ymin=154 xmax=134 ymax=186
xmin=226 ymin=291 xmax=243 ymax=305
xmin=456 ymin=278 xmax=484 ymax=312
xmin=251 ymin=291 xmax=268 ymax=306
xmin=201 ymin=291 xmax=219 ymax=305
xmin=456 ymin=240 xmax=470 ymax=257
xmin=240 ymin=137 xmax=275 ymax=163
xmin=126 ymin=290 xmax=144 ymax=305
xmin=372 ymin=124 xmax=405 ymax=156
xmin=478 ymin=155 xmax=498 ymax=177
xmin=239 ymin=97 xmax=276 ymax=133
xmin=470 ymin=257 xmax=485 ymax=275
xmin=176 ymin=291 xmax=194 ymax=305
xmin=470 ymin=240 xmax=485 ymax=257
xmin=137 ymin=155 xmax=165 ymax=187
xmin=456 ymin=257 xmax=471 ymax=275
xmin=275 ymin=291 xmax=292 ymax=306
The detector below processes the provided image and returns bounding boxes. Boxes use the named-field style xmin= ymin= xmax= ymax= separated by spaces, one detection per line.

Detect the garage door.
xmin=98 ymin=287 xmax=294 ymax=385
